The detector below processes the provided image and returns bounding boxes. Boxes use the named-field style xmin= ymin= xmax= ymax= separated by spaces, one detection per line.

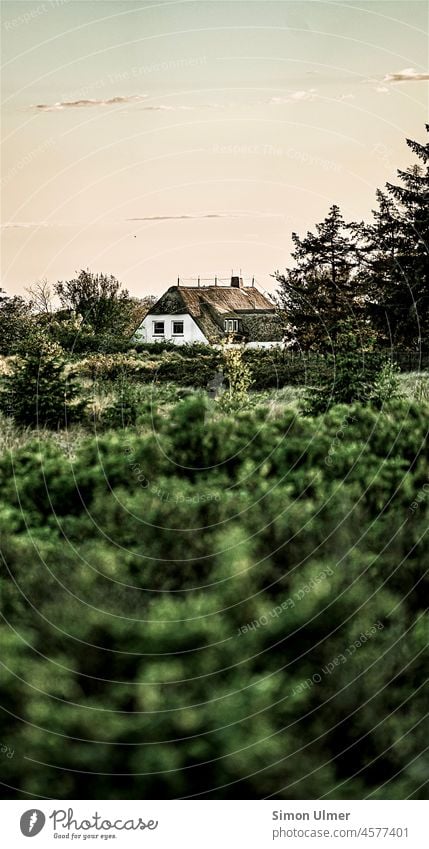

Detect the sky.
xmin=1 ymin=0 xmax=428 ymax=298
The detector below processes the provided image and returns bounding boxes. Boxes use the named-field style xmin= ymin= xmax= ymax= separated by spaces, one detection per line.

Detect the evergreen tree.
xmin=0 ymin=336 xmax=85 ymax=427
xmin=363 ymin=126 xmax=429 ymax=349
xmin=275 ymin=205 xmax=365 ymax=350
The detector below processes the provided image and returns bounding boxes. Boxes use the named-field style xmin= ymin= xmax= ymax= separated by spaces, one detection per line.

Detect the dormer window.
xmin=224 ymin=319 xmax=240 ymax=333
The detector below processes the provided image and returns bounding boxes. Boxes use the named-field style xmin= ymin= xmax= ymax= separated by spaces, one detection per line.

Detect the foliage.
xmin=217 ymin=338 xmax=253 ymax=411
xmin=275 ymin=126 xmax=429 ymax=353
xmin=0 ymin=336 xmax=85 ymax=428
xmin=275 ymin=205 xmax=366 ymax=351
xmin=54 ymin=268 xmax=134 ymax=338
xmin=75 ymin=350 xmax=220 ymax=388
xmin=303 ymin=322 xmax=385 ymax=415
xmin=358 ymin=127 xmax=429 ymax=351
xmin=369 ymin=360 xmax=403 ymax=408
xmin=75 ymin=352 xmax=154 ymax=381
xmin=100 ymin=380 xmax=146 ymax=429
xmin=0 ymin=289 xmax=33 ymax=355
xmin=0 ymin=398 xmax=428 ymax=799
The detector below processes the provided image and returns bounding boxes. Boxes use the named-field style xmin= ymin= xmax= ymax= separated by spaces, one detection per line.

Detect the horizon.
xmin=1 ymin=0 xmax=428 ymax=299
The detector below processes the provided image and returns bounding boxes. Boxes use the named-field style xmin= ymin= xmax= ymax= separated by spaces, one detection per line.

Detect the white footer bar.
xmin=0 ymin=800 xmax=426 ymax=849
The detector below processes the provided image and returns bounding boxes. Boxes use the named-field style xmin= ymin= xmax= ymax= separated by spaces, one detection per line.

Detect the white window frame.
xmin=171 ymin=320 xmax=184 ymax=336
xmin=224 ymin=319 xmax=239 ymax=333
xmin=153 ymin=320 xmax=165 ymax=336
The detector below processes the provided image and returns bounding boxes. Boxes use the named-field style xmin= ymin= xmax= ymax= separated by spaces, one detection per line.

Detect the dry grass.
xmin=0 ymin=413 xmax=88 ymax=458
xmin=400 ymin=371 xmax=429 ymax=403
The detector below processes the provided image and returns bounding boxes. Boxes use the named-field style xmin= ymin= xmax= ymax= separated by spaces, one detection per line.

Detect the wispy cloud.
xmin=1 ymin=222 xmax=48 ymax=229
xmin=384 ymin=68 xmax=429 ymax=82
xmin=137 ymin=104 xmax=194 ymax=112
xmin=128 ymin=214 xmax=225 ymax=221
xmin=270 ymin=89 xmax=354 ymax=105
xmin=270 ymin=89 xmax=317 ymax=104
xmin=32 ymin=94 xmax=148 ymax=111
xmin=127 ymin=212 xmax=283 ymax=222
xmin=32 ymin=96 xmax=230 ymax=113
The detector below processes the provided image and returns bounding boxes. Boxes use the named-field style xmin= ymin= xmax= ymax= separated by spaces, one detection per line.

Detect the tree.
xmin=54 ymin=269 xmax=131 ymax=336
xmin=275 ymin=205 xmax=366 ymax=351
xmin=0 ymin=336 xmax=85 ymax=427
xmin=361 ymin=126 xmax=429 ymax=349
xmin=26 ymin=278 xmax=56 ymax=315
xmin=0 ymin=289 xmax=32 ymax=355
xmin=384 ymin=127 xmax=429 ymax=348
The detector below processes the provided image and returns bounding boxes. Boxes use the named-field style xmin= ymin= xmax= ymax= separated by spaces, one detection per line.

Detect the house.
xmin=135 ymin=276 xmax=283 ymax=346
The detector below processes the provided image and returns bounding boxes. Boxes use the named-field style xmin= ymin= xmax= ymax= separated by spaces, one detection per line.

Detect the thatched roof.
xmin=179 ymin=286 xmax=275 ymax=314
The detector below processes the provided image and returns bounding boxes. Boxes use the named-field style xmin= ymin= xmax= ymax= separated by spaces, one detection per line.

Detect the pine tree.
xmin=0 ymin=336 xmax=85 ymax=427
xmin=363 ymin=126 xmax=429 ymax=349
xmin=275 ymin=205 xmax=365 ymax=350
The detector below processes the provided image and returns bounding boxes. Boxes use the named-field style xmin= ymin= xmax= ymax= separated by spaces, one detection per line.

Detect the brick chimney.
xmin=231 ymin=276 xmax=243 ymax=288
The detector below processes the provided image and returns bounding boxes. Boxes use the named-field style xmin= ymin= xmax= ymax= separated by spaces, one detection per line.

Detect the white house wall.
xmin=135 ymin=313 xmax=209 ymax=345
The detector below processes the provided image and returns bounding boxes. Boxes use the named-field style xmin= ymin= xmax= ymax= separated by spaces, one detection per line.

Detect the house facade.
xmin=136 ymin=276 xmax=283 ymax=346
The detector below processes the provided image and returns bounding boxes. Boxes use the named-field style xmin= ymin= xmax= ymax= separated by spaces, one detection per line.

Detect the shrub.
xmin=101 ymin=381 xmax=146 ymax=429
xmin=0 ymin=337 xmax=85 ymax=428
xmin=369 ymin=361 xmax=403 ymax=408
xmin=304 ymin=323 xmax=385 ymax=415
xmin=75 ymin=353 xmax=156 ymax=381
xmin=0 ymin=398 xmax=427 ymax=798
xmin=217 ymin=339 xmax=253 ymax=412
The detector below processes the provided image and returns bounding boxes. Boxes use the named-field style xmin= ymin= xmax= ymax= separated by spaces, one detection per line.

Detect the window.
xmin=153 ymin=321 xmax=165 ymax=335
xmin=172 ymin=320 xmax=184 ymax=335
xmin=224 ymin=319 xmax=239 ymax=333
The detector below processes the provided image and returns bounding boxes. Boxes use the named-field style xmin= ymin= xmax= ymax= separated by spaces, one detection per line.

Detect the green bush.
xmin=0 ymin=398 xmax=427 ymax=798
xmin=304 ymin=324 xmax=386 ymax=415
xmin=369 ymin=360 xmax=403 ymax=408
xmin=0 ymin=338 xmax=85 ymax=428
xmin=101 ymin=381 xmax=146 ymax=429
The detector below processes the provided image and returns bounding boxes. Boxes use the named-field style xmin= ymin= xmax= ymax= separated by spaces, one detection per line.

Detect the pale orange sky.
xmin=1 ymin=0 xmax=428 ymax=299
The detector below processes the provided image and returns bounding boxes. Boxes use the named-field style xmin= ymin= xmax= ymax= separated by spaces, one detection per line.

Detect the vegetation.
xmin=216 ymin=338 xmax=253 ymax=411
xmin=0 ymin=392 xmax=427 ymax=799
xmin=276 ymin=125 xmax=429 ymax=352
xmin=0 ymin=337 xmax=85 ymax=428
xmin=0 ymin=289 xmax=32 ymax=355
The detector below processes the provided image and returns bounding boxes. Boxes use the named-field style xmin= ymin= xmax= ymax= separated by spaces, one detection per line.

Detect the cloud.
xmin=127 ymin=212 xmax=283 ymax=222
xmin=270 ymin=89 xmax=317 ymax=104
xmin=270 ymin=90 xmax=354 ymax=105
xmin=127 ymin=214 xmax=225 ymax=221
xmin=137 ymin=104 xmax=194 ymax=111
xmin=135 ymin=101 xmax=233 ymax=112
xmin=375 ymin=86 xmax=389 ymax=94
xmin=33 ymin=94 xmax=148 ymax=111
xmin=384 ymin=68 xmax=429 ymax=82
xmin=1 ymin=222 xmax=48 ymax=229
